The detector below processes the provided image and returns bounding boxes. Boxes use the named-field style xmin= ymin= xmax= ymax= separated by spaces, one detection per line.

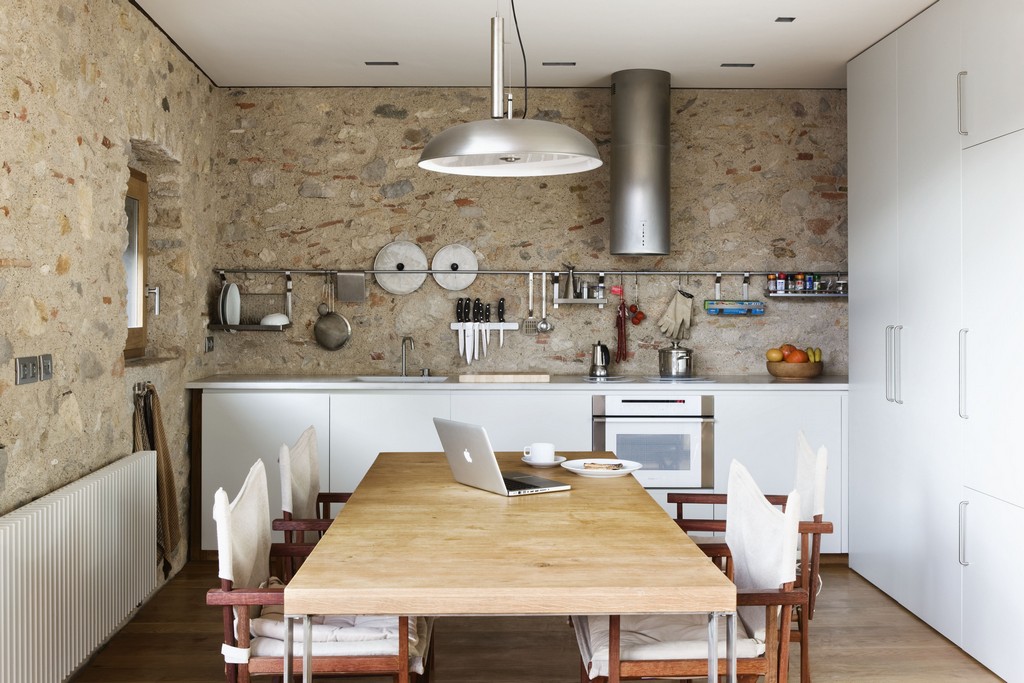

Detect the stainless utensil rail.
xmin=213 ymin=267 xmax=848 ymax=278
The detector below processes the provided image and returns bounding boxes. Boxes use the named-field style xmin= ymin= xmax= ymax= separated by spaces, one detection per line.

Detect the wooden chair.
xmin=669 ymin=433 xmax=832 ymax=683
xmin=273 ymin=425 xmax=352 ymax=578
xmin=573 ymin=460 xmax=806 ymax=683
xmin=206 ymin=459 xmax=432 ymax=683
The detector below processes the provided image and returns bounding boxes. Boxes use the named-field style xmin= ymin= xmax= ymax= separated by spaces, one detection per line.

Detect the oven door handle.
xmin=597 ymin=417 xmax=714 ymax=422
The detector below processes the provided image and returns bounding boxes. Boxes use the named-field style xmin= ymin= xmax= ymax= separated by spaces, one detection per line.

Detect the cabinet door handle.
xmin=893 ymin=325 xmax=904 ymax=405
xmin=957 ymin=71 xmax=968 ymax=136
xmin=959 ymin=500 xmax=970 ymax=566
xmin=959 ymin=328 xmax=969 ymax=419
xmin=884 ymin=325 xmax=895 ymax=402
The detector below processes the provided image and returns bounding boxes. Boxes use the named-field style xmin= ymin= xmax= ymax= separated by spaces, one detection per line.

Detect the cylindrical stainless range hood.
xmin=610 ymin=69 xmax=671 ymax=255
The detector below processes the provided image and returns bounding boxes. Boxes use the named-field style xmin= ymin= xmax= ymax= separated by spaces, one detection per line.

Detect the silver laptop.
xmin=433 ymin=418 xmax=571 ymax=496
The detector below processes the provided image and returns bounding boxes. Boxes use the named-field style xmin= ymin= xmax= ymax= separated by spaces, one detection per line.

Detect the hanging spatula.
xmin=522 ymin=272 xmax=539 ymax=334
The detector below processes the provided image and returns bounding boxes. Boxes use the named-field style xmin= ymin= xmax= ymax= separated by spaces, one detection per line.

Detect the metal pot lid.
xmin=661 ymin=341 xmax=693 ymax=354
xmin=431 ymin=244 xmax=478 ymax=291
xmin=373 ymin=241 xmax=427 ymax=295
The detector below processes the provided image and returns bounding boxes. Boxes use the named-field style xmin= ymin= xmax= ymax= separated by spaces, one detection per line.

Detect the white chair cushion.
xmin=248 ymin=615 xmax=433 ymax=675
xmin=573 ymin=614 xmax=763 ymax=680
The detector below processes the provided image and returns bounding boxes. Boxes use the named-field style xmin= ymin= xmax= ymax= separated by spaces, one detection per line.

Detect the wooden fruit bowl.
xmin=766 ymin=360 xmax=823 ymax=379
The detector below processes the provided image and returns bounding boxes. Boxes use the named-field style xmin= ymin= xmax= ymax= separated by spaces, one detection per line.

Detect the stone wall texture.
xmin=210 ymin=87 xmax=847 ymax=379
xmin=1 ymin=2 xmax=847 ymax=578
xmin=0 ymin=0 xmax=222 ymax=576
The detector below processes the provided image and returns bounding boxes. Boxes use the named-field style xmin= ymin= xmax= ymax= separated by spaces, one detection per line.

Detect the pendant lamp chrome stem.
xmin=491 ymin=16 xmax=505 ymax=119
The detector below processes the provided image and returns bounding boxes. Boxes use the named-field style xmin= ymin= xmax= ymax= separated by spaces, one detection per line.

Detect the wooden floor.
xmin=71 ymin=560 xmax=1000 ymax=682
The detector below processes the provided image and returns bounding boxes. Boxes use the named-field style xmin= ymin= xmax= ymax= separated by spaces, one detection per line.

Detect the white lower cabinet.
xmin=450 ymin=391 xmax=592 ymax=451
xmin=200 ymin=391 xmax=330 ymax=551
xmin=328 ymin=392 xmax=450 ymax=493
xmin=961 ymin=488 xmax=1024 ymax=682
xmin=713 ymin=392 xmax=846 ymax=554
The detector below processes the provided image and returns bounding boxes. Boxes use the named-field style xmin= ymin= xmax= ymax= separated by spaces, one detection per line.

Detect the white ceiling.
xmin=133 ymin=0 xmax=935 ymax=89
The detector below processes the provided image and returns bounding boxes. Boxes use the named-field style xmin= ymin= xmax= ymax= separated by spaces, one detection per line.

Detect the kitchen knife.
xmin=456 ymin=298 xmax=465 ymax=357
xmin=497 ymin=297 xmax=505 ymax=347
xmin=483 ymin=303 xmax=491 ymax=355
xmin=464 ymin=298 xmax=473 ymax=364
xmin=473 ymin=298 xmax=482 ymax=360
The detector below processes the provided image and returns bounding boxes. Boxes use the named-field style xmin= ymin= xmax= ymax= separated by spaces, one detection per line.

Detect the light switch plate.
xmin=39 ymin=354 xmax=53 ymax=381
xmin=15 ymin=356 xmax=39 ymax=385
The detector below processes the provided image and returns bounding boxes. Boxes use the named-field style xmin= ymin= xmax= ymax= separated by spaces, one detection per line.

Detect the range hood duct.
xmin=609 ymin=69 xmax=671 ymax=255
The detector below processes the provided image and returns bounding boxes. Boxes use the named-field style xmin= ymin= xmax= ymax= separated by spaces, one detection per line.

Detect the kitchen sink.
xmin=355 ymin=376 xmax=448 ymax=383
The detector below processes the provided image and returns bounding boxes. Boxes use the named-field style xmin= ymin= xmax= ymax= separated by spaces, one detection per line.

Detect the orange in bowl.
xmin=766 ymin=360 xmax=823 ymax=379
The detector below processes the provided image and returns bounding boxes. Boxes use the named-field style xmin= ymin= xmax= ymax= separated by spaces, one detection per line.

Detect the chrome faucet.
xmin=400 ymin=336 xmax=414 ymax=376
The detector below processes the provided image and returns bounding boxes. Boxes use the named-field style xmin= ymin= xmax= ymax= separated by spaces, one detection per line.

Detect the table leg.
xmin=303 ymin=616 xmax=313 ymax=683
xmin=707 ymin=612 xmax=718 ymax=682
xmin=726 ymin=611 xmax=737 ymax=683
xmin=284 ymin=616 xmax=294 ymax=679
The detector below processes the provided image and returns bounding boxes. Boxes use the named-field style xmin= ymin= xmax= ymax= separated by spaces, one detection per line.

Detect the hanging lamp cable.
xmin=510 ymin=0 xmax=528 ymax=118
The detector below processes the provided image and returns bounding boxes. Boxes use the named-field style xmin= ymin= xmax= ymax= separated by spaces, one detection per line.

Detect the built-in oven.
xmin=592 ymin=395 xmax=714 ymax=488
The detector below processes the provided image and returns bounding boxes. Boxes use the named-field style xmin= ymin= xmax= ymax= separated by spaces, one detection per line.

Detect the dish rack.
xmin=209 ymin=272 xmax=293 ymax=331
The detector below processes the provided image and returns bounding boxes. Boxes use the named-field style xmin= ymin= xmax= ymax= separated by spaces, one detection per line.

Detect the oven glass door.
xmin=602 ymin=417 xmax=708 ymax=488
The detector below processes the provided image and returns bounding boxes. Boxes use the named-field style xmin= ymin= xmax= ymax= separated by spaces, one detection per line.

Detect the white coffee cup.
xmin=523 ymin=442 xmax=556 ymax=462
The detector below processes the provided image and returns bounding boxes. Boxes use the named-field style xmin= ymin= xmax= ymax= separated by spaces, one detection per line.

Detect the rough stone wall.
xmin=0 ymin=0 xmax=220 ymax=581
xmin=210 ymin=87 xmax=847 ymax=378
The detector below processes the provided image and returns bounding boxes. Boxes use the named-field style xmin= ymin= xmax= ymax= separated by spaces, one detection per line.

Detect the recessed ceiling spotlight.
xmin=775 ymin=17 xmax=796 ymax=23
xmin=721 ymin=63 xmax=755 ymax=68
xmin=542 ymin=62 xmax=577 ymax=67
xmin=364 ymin=61 xmax=400 ymax=66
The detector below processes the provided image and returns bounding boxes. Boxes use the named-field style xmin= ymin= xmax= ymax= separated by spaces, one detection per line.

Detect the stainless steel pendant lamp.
xmin=418 ymin=15 xmax=602 ymax=177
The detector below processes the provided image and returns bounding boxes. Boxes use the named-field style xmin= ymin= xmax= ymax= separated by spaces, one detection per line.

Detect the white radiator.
xmin=0 ymin=450 xmax=158 ymax=682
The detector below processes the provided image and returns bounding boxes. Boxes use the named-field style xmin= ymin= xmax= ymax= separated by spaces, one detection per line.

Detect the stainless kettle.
xmin=590 ymin=341 xmax=610 ymax=378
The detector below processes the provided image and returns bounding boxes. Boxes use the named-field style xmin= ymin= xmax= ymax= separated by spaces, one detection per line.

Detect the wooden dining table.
xmin=284 ymin=451 xmax=737 ymax=683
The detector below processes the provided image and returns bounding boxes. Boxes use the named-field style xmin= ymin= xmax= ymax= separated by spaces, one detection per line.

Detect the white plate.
xmin=560 ymin=458 xmax=642 ymax=478
xmin=222 ymin=283 xmax=241 ymax=325
xmin=218 ymin=283 xmax=228 ymax=325
xmin=521 ymin=455 xmax=567 ymax=469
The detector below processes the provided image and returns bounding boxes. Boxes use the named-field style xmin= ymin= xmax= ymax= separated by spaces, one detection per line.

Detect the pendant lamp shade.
xmin=418 ymin=16 xmax=602 ymax=177
xmin=418 ymin=118 xmax=603 ymax=177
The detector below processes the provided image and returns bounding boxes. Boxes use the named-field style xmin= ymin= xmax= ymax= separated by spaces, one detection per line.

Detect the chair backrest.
xmin=279 ymin=425 xmax=319 ymax=519
xmin=724 ymin=459 xmax=800 ymax=641
xmin=212 ymin=459 xmax=271 ymax=590
xmin=794 ymin=431 xmax=827 ymax=521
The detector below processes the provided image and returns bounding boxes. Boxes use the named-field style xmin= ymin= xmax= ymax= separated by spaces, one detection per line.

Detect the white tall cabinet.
xmin=849 ymin=0 xmax=1024 ymax=678
xmin=848 ymin=0 xmax=964 ymax=643
xmin=959 ymin=129 xmax=1024 ymax=681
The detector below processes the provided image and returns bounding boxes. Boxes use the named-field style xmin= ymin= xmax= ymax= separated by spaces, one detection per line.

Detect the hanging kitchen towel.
xmin=133 ymin=382 xmax=182 ymax=576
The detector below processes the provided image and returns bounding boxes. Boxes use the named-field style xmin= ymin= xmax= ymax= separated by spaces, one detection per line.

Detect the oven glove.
xmin=674 ymin=291 xmax=692 ymax=341
xmin=658 ymin=297 xmax=679 ymax=337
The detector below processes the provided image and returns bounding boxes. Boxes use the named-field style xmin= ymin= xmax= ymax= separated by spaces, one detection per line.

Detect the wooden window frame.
xmin=124 ymin=168 xmax=149 ymax=360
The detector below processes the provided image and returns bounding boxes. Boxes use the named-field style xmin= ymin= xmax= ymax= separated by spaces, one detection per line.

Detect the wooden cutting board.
xmin=458 ymin=372 xmax=551 ymax=383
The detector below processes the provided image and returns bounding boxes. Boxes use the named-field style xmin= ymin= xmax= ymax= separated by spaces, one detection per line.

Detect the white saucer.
xmin=521 ymin=455 xmax=566 ymax=469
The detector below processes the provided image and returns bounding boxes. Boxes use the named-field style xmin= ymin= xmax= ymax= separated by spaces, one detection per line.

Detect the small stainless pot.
xmin=659 ymin=342 xmax=693 ymax=378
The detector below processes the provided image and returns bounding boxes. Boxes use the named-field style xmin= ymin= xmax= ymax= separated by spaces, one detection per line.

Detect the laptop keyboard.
xmin=503 ymin=477 xmax=535 ymax=491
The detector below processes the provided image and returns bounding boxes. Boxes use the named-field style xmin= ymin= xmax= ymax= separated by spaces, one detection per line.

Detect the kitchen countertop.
xmin=185 ymin=373 xmax=848 ymax=391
